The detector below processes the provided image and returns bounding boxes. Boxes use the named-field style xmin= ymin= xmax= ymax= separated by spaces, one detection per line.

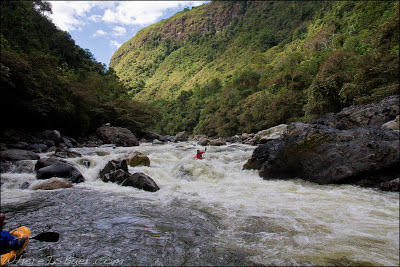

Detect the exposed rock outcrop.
xmin=245 ymin=96 xmax=400 ymax=191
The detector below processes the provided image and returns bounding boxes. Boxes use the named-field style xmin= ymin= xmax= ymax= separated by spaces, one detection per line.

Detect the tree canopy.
xmin=1 ymin=0 xmax=158 ymax=135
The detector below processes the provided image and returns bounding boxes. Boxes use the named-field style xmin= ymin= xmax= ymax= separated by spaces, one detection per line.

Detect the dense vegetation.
xmin=111 ymin=1 xmax=399 ymax=137
xmin=0 ymin=0 xmax=157 ymax=136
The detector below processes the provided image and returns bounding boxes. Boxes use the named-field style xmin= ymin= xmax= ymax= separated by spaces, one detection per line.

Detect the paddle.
xmin=29 ymin=232 xmax=60 ymax=242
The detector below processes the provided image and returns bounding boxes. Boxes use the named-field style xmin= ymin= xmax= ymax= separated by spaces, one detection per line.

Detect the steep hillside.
xmin=111 ymin=1 xmax=399 ymax=136
xmin=0 ymin=0 xmax=157 ymax=135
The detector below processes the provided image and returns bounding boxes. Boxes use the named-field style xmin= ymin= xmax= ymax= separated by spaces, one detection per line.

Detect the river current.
xmin=1 ymin=142 xmax=399 ymax=266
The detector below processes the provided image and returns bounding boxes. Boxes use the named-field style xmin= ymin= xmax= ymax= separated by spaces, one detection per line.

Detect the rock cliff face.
xmin=244 ymin=96 xmax=400 ymax=191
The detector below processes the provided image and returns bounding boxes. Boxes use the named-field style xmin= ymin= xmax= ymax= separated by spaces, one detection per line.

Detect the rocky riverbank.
xmin=1 ymin=96 xmax=399 ymax=192
xmin=244 ymin=95 xmax=400 ymax=191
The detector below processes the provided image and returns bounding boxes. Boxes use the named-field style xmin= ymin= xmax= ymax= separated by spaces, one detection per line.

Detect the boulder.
xmin=152 ymin=139 xmax=164 ymax=145
xmin=142 ymin=132 xmax=168 ymax=143
xmin=35 ymin=157 xmax=62 ymax=171
xmin=31 ymin=178 xmax=73 ymax=190
xmin=252 ymin=124 xmax=288 ymax=144
xmin=36 ymin=161 xmax=84 ymax=183
xmin=209 ymin=140 xmax=226 ymax=146
xmin=243 ymin=138 xmax=282 ymax=170
xmin=175 ymin=131 xmax=189 ymax=142
xmin=120 ymin=172 xmax=160 ymax=192
xmin=42 ymin=130 xmax=61 ymax=144
xmin=99 ymin=159 xmax=128 ymax=182
xmin=99 ymin=159 xmax=159 ymax=192
xmin=191 ymin=135 xmax=207 ymax=141
xmin=1 ymin=149 xmax=40 ymax=161
xmin=125 ymin=151 xmax=150 ymax=167
xmin=257 ymin=123 xmax=399 ymax=187
xmin=97 ymin=126 xmax=139 ymax=147
xmin=197 ymin=137 xmax=209 ymax=146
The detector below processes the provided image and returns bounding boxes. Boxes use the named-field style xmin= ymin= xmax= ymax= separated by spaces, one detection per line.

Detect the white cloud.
xmin=109 ymin=40 xmax=122 ymax=49
xmin=48 ymin=1 xmax=98 ymax=31
xmin=88 ymin=14 xmax=102 ymax=23
xmin=112 ymin=26 xmax=127 ymax=36
xmin=48 ymin=1 xmax=208 ymax=32
xmin=102 ymin=1 xmax=208 ymax=25
xmin=91 ymin=30 xmax=107 ymax=38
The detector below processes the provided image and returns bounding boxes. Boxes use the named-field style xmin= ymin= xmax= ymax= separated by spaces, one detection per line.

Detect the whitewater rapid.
xmin=1 ymin=142 xmax=399 ymax=266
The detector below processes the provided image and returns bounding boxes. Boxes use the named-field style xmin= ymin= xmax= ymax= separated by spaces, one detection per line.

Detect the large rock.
xmin=252 ymin=124 xmax=287 ymax=144
xmin=99 ymin=159 xmax=128 ymax=182
xmin=97 ymin=126 xmax=139 ymax=147
xmin=120 ymin=172 xmax=160 ymax=192
xmin=208 ymin=140 xmax=226 ymax=146
xmin=35 ymin=157 xmax=63 ymax=171
xmin=36 ymin=161 xmax=85 ymax=183
xmin=99 ymin=159 xmax=159 ymax=192
xmin=31 ymin=178 xmax=73 ymax=190
xmin=1 ymin=149 xmax=40 ymax=161
xmin=257 ymin=123 xmax=399 ymax=187
xmin=125 ymin=151 xmax=150 ymax=167
xmin=42 ymin=130 xmax=61 ymax=144
xmin=243 ymin=138 xmax=282 ymax=170
xmin=197 ymin=137 xmax=210 ymax=146
xmin=175 ymin=131 xmax=189 ymax=142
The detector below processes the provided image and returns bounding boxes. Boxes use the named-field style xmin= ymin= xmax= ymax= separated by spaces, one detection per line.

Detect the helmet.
xmin=0 ymin=213 xmax=6 ymax=227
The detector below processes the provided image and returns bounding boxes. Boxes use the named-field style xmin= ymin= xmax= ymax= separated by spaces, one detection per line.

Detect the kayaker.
xmin=0 ymin=213 xmax=27 ymax=254
xmin=195 ymin=148 xmax=206 ymax=159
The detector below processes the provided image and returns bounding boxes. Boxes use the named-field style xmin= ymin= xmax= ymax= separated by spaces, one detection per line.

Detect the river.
xmin=1 ymin=142 xmax=399 ymax=266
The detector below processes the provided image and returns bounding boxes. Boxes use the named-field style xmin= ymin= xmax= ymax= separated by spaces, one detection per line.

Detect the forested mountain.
xmin=110 ymin=1 xmax=399 ymax=137
xmin=0 ymin=0 xmax=157 ymax=136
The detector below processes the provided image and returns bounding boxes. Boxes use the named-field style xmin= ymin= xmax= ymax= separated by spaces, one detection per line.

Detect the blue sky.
xmin=47 ymin=1 xmax=209 ymax=68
